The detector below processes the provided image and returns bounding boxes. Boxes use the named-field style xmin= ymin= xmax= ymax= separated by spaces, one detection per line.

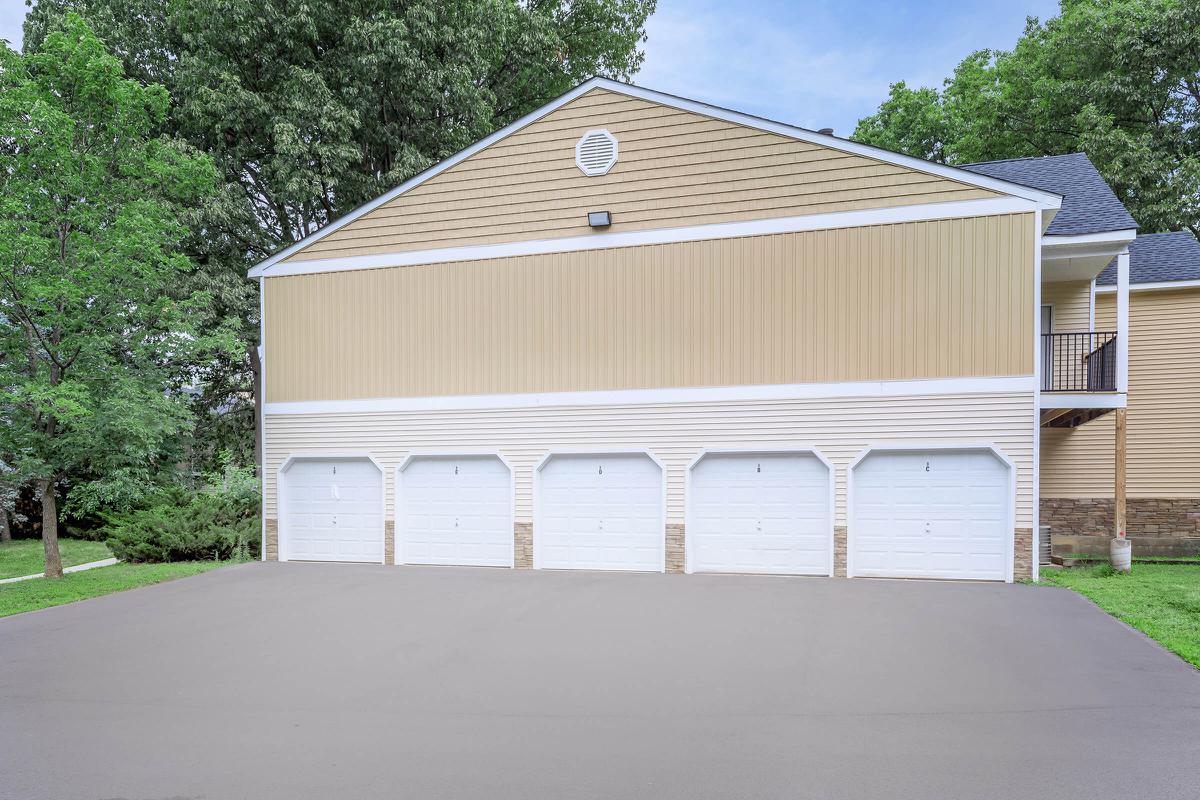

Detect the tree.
xmin=0 ymin=15 xmax=218 ymax=575
xmin=24 ymin=0 xmax=658 ymax=476
xmin=853 ymin=0 xmax=1200 ymax=237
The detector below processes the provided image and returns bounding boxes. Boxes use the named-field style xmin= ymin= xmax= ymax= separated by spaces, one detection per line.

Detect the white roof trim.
xmin=1096 ymin=278 xmax=1200 ymax=293
xmin=249 ymin=77 xmax=1063 ymax=278
xmin=255 ymin=196 xmax=1038 ymax=279
xmin=1041 ymin=228 xmax=1137 ymax=263
xmin=1043 ymin=229 xmax=1138 ymax=247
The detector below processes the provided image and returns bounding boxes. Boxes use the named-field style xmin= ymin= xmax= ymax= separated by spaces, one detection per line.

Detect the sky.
xmin=0 ymin=0 xmax=1061 ymax=135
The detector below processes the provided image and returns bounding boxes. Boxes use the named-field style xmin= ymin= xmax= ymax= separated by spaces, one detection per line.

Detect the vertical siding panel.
xmin=264 ymin=213 xmax=1035 ymax=401
xmin=963 ymin=220 xmax=976 ymax=376
xmin=939 ymin=221 xmax=952 ymax=376
xmin=992 ymin=217 xmax=1003 ymax=375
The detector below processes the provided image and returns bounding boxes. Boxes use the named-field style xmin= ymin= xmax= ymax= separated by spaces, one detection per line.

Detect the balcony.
xmin=1040 ymin=330 xmax=1122 ymax=428
xmin=1041 ymin=331 xmax=1117 ymax=393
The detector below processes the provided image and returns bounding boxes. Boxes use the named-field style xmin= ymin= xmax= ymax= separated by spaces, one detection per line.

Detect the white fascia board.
xmin=1039 ymin=392 xmax=1127 ymax=409
xmin=263 ymin=375 xmax=1036 ymax=416
xmin=1096 ymin=278 xmax=1200 ymax=293
xmin=1041 ymin=229 xmax=1137 ymax=262
xmin=1044 ymin=229 xmax=1139 ymax=247
xmin=253 ymin=196 xmax=1038 ymax=279
xmin=248 ymin=77 xmax=1061 ymax=278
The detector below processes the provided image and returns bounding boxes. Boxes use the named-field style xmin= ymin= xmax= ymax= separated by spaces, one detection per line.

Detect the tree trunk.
xmin=39 ymin=479 xmax=63 ymax=578
xmin=249 ymin=344 xmax=263 ymax=479
xmin=0 ymin=507 xmax=11 ymax=543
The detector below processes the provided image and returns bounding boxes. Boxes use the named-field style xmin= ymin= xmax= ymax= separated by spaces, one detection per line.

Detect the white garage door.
xmin=851 ymin=449 xmax=1010 ymax=581
xmin=282 ymin=458 xmax=383 ymax=563
xmin=689 ymin=452 xmax=831 ymax=575
xmin=399 ymin=456 xmax=512 ymax=567
xmin=537 ymin=454 xmax=664 ymax=571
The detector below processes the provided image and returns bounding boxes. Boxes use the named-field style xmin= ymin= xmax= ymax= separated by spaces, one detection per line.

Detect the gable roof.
xmin=961 ymin=153 xmax=1136 ymax=237
xmin=1097 ymin=231 xmax=1200 ymax=285
xmin=249 ymin=77 xmax=1062 ymax=278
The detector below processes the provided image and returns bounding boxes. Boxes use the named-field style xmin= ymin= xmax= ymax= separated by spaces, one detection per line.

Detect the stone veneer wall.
xmin=265 ymin=518 xmax=278 ymax=560
xmin=514 ymin=522 xmax=533 ymax=568
xmin=1013 ymin=528 xmax=1032 ymax=581
xmin=665 ymin=524 xmax=685 ymax=573
xmin=384 ymin=520 xmax=395 ymax=565
xmin=833 ymin=526 xmax=847 ymax=577
xmin=1041 ymin=498 xmax=1200 ymax=538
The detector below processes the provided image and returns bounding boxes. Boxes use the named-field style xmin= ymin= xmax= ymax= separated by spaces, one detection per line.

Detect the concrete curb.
xmin=0 ymin=557 xmax=119 ymax=585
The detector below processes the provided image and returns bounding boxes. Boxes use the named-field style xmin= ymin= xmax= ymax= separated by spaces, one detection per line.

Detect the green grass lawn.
xmin=0 ymin=538 xmax=113 ymax=580
xmin=1041 ymin=563 xmax=1200 ymax=669
xmin=0 ymin=561 xmax=228 ymax=618
xmin=1055 ymin=554 xmax=1200 ymax=564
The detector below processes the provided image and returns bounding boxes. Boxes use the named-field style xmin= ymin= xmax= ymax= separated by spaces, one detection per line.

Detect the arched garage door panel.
xmin=282 ymin=458 xmax=383 ymax=563
xmin=689 ymin=452 xmax=831 ymax=575
xmin=399 ymin=456 xmax=512 ymax=567
xmin=851 ymin=449 xmax=1009 ymax=581
xmin=537 ymin=454 xmax=664 ymax=572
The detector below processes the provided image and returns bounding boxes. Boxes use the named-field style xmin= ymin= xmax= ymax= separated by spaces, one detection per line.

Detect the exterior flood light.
xmin=588 ymin=210 xmax=612 ymax=228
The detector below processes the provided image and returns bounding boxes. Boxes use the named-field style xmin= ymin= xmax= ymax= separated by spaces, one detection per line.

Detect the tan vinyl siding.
xmin=1041 ymin=287 xmax=1200 ymax=498
xmin=284 ymin=88 xmax=998 ymax=262
xmin=1042 ymin=280 xmax=1092 ymax=331
xmin=265 ymin=213 xmax=1035 ymax=402
xmin=264 ymin=389 xmax=1035 ymax=527
xmin=1042 ymin=280 xmax=1093 ymax=384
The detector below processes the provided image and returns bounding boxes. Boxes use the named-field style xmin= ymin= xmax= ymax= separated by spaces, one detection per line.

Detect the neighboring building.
xmin=249 ymin=78 xmax=1145 ymax=582
xmin=1039 ymin=231 xmax=1200 ymax=554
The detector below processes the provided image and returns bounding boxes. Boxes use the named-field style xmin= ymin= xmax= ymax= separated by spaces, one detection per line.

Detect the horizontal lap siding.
xmin=1042 ymin=280 xmax=1091 ymax=331
xmin=1042 ymin=280 xmax=1094 ymax=385
xmin=264 ymin=390 xmax=1035 ymax=527
xmin=265 ymin=213 xmax=1035 ymax=402
xmin=1040 ymin=287 xmax=1200 ymax=497
xmin=284 ymin=89 xmax=997 ymax=262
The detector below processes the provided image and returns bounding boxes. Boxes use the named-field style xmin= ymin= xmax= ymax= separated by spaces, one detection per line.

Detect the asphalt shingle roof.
xmin=960 ymin=153 xmax=1137 ymax=236
xmin=1096 ymin=231 xmax=1200 ymax=285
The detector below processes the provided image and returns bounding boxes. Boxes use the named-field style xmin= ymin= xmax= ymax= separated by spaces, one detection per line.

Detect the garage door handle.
xmin=331 ymin=485 xmax=340 ymax=501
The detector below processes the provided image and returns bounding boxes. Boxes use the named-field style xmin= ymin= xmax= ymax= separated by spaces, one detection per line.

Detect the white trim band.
xmin=1096 ymin=278 xmax=1200 ymax=293
xmin=1043 ymin=229 xmax=1138 ymax=247
xmin=1041 ymin=229 xmax=1137 ymax=263
xmin=1039 ymin=392 xmax=1127 ymax=409
xmin=264 ymin=375 xmax=1037 ymax=416
xmin=251 ymin=197 xmax=1039 ymax=278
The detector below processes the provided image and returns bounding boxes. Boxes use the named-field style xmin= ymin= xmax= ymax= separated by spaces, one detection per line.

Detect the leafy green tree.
xmin=853 ymin=0 xmax=1200 ymax=237
xmin=0 ymin=15 xmax=218 ymax=575
xmin=24 ymin=0 xmax=658 ymax=475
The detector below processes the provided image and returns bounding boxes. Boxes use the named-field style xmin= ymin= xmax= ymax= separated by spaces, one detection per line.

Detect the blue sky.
xmin=1 ymin=0 xmax=1060 ymax=134
xmin=637 ymin=0 xmax=1059 ymax=134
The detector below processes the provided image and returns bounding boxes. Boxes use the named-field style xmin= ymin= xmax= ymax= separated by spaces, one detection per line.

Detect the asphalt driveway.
xmin=2 ymin=563 xmax=1198 ymax=800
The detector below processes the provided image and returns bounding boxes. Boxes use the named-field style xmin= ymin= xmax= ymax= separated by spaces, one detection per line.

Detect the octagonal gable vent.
xmin=575 ymin=129 xmax=618 ymax=176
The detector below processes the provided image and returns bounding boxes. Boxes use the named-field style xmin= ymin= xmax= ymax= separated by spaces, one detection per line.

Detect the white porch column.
xmin=1116 ymin=249 xmax=1130 ymax=393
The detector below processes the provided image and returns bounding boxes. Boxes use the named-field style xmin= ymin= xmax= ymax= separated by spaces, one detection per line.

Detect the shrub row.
xmin=102 ymin=471 xmax=260 ymax=563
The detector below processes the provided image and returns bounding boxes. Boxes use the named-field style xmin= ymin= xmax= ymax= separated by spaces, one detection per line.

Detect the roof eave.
xmin=1042 ymin=228 xmax=1138 ymax=261
xmin=1096 ymin=277 xmax=1200 ymax=292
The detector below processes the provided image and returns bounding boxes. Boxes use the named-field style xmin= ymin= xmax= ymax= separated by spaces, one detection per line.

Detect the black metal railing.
xmin=1041 ymin=331 xmax=1118 ymax=392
